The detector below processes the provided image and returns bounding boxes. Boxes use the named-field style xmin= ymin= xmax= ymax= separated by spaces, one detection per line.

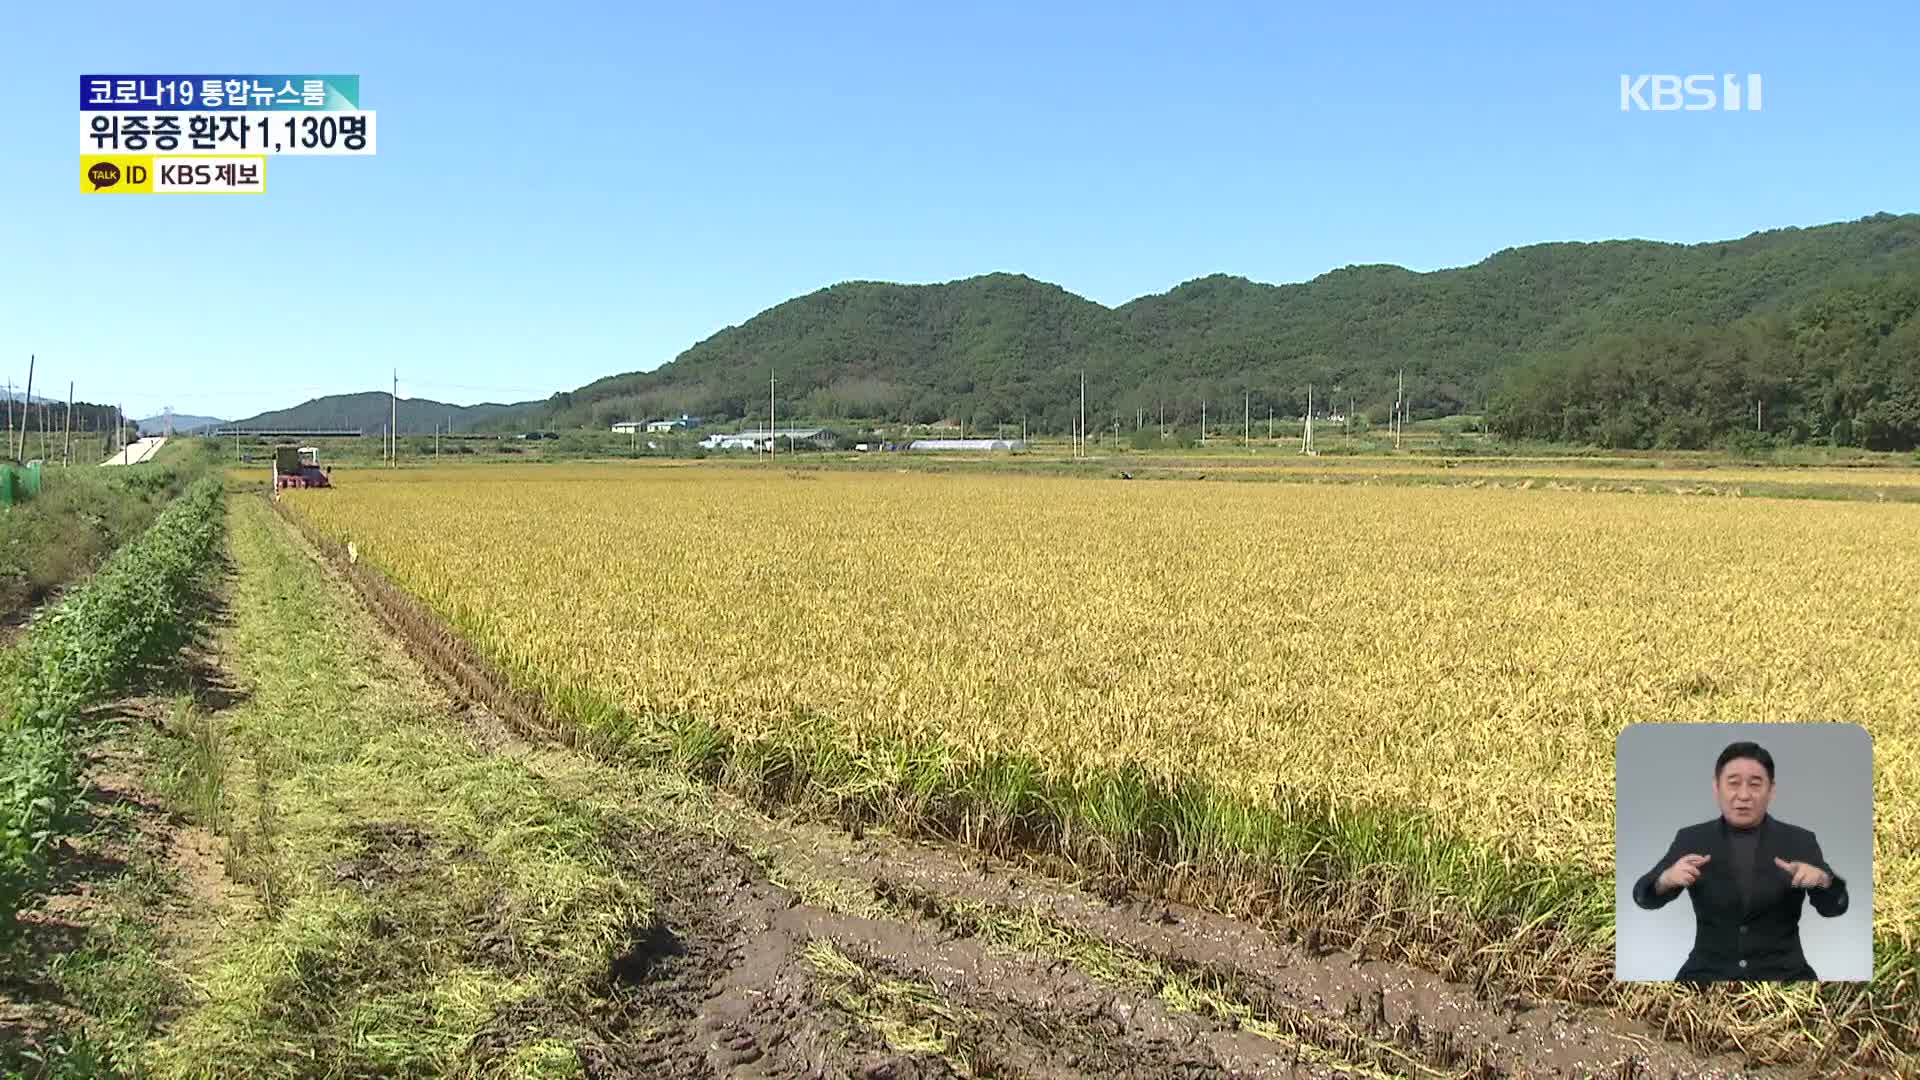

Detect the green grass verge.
xmin=132 ymin=495 xmax=654 ymax=1077
xmin=38 ymin=842 xmax=188 ymax=1074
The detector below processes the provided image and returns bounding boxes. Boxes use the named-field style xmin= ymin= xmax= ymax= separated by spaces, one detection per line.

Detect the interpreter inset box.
xmin=1615 ymin=723 xmax=1872 ymax=982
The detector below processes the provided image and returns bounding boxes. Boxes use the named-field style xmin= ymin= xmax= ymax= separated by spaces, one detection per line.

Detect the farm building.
xmin=646 ymin=414 xmax=701 ymax=433
xmin=700 ymin=428 xmax=837 ymax=451
xmin=908 ymin=438 xmax=1026 ymax=451
xmin=610 ymin=421 xmax=642 ymax=433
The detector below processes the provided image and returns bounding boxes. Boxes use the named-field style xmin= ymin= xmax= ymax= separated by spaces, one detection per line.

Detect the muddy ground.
xmin=426 ymin=758 xmax=1788 ymax=1079
xmin=515 ymin=815 xmax=1780 ymax=1080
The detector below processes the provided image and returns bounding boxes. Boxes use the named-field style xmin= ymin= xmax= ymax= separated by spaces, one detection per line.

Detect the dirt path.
xmin=99 ymin=435 xmax=165 ymax=466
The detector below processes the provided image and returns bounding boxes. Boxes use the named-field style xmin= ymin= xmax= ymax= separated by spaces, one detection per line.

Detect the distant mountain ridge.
xmin=526 ymin=212 xmax=1920 ymax=433
xmin=135 ymin=413 xmax=225 ymax=434
xmin=220 ymin=213 xmax=1920 ymax=442
xmin=228 ymin=392 xmax=539 ymax=434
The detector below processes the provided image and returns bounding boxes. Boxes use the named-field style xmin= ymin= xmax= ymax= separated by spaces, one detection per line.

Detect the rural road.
xmin=101 ymin=436 xmax=166 ymax=466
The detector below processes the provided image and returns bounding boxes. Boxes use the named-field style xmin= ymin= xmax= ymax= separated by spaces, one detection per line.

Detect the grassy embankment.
xmin=0 ymin=441 xmax=215 ymax=623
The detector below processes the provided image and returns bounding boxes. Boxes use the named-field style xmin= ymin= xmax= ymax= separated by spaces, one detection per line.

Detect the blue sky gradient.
xmin=2 ymin=1 xmax=1915 ymax=419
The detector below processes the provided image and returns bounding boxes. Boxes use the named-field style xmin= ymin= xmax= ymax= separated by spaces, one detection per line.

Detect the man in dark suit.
xmin=1632 ymin=741 xmax=1850 ymax=981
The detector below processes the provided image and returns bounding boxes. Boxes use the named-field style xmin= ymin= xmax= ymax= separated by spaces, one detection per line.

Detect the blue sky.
xmin=1 ymin=1 xmax=1915 ymax=420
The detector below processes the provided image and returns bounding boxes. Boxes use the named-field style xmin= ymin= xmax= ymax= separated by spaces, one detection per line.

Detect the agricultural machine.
xmin=272 ymin=444 xmax=331 ymax=489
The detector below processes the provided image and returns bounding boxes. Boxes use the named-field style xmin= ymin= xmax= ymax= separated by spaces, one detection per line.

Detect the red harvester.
xmin=273 ymin=444 xmax=332 ymax=489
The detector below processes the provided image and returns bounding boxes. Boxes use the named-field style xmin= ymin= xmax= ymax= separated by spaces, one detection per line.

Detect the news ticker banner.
xmin=81 ymin=75 xmax=360 ymax=110
xmin=79 ymin=75 xmax=374 ymax=194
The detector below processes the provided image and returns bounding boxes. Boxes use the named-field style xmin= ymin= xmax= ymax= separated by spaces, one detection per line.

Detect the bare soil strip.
xmin=0 ymin=666 xmax=253 ymax=1075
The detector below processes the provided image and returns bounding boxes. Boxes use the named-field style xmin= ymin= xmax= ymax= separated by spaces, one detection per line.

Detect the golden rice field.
xmin=284 ymin=464 xmax=1920 ymax=953
xmin=1147 ymin=456 xmax=1920 ymax=491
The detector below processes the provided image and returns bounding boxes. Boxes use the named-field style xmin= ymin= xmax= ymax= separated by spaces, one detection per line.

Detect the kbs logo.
xmin=1620 ymin=74 xmax=1762 ymax=112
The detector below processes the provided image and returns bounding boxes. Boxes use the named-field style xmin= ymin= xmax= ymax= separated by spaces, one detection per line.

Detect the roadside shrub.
xmin=0 ymin=726 xmax=76 ymax=926
xmin=11 ymin=478 xmax=224 ymax=725
xmin=1717 ymin=430 xmax=1776 ymax=457
xmin=0 ymin=476 xmax=224 ymax=935
xmin=1653 ymin=416 xmax=1711 ymax=450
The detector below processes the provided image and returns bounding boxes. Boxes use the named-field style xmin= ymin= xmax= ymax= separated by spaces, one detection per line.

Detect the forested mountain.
xmin=1490 ymin=272 xmax=1920 ymax=449
xmin=229 ymin=392 xmax=538 ymax=434
xmin=532 ymin=213 xmax=1920 ymax=439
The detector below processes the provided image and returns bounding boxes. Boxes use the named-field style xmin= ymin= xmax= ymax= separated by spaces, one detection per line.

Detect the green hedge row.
xmin=1 ymin=476 xmax=225 ymax=933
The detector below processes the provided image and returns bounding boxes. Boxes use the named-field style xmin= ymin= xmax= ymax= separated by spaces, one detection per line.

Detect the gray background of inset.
xmin=1614 ymin=723 xmax=1873 ymax=982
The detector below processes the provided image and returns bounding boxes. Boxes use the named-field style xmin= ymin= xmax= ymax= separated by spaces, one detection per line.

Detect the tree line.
xmin=1489 ymin=273 xmax=1920 ymax=450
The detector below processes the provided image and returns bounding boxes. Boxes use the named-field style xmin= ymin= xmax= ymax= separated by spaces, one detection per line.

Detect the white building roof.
xmin=908 ymin=438 xmax=1024 ymax=450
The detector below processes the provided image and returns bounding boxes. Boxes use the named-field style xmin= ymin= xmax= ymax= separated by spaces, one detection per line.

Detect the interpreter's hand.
xmin=1775 ymin=857 xmax=1832 ymax=890
xmin=1657 ymin=853 xmax=1710 ymax=894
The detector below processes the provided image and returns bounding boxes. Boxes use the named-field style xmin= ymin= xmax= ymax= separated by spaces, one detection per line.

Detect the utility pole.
xmin=390 ymin=369 xmax=398 ymax=467
xmin=1268 ymin=406 xmax=1274 ymax=441
xmin=1757 ymin=399 xmax=1763 ymax=433
xmin=4 ymin=378 xmax=12 ymax=460
xmin=22 ymin=355 xmax=34 ymax=461
xmin=64 ymin=382 xmax=73 ymax=466
xmin=1079 ymin=370 xmax=1087 ymax=461
xmin=1243 ymin=392 xmax=1249 ymax=449
xmin=1303 ymin=384 xmax=1315 ymax=455
xmin=1394 ymin=368 xmax=1404 ymax=451
xmin=1200 ymin=400 xmax=1207 ymax=446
